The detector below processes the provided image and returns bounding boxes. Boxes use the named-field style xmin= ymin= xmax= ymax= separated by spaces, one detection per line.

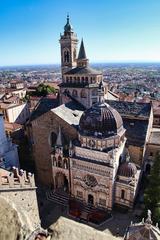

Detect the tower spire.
xmin=77 ymin=39 xmax=88 ymax=67
xmin=78 ymin=39 xmax=87 ymax=60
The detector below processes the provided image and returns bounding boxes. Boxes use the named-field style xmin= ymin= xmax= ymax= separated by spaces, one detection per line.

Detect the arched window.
xmin=72 ymin=89 xmax=78 ymax=97
xmin=58 ymin=156 xmax=62 ymax=167
xmin=64 ymin=159 xmax=68 ymax=169
xmin=77 ymin=77 xmax=80 ymax=83
xmin=92 ymin=77 xmax=96 ymax=83
xmin=50 ymin=132 xmax=57 ymax=148
xmin=85 ymin=77 xmax=88 ymax=83
xmin=121 ymin=190 xmax=125 ymax=199
xmin=81 ymin=89 xmax=87 ymax=98
xmin=66 ymin=76 xmax=69 ymax=83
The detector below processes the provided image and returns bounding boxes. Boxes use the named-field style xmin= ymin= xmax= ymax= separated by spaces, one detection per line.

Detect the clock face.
xmin=88 ymin=139 xmax=96 ymax=148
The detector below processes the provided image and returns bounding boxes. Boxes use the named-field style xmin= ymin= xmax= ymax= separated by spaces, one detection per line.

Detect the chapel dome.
xmin=118 ymin=161 xmax=137 ymax=178
xmin=79 ymin=102 xmax=123 ymax=138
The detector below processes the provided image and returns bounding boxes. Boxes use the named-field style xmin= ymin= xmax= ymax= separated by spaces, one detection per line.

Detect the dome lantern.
xmin=64 ymin=14 xmax=73 ymax=33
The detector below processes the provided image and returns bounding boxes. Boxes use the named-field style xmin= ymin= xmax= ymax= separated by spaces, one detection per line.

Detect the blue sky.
xmin=0 ymin=0 xmax=160 ymax=66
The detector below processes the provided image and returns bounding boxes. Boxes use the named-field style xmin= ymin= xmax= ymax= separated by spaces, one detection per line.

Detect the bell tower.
xmin=59 ymin=15 xmax=78 ymax=75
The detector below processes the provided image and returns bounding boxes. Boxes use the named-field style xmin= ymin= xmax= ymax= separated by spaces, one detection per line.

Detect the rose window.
xmin=84 ymin=174 xmax=98 ymax=187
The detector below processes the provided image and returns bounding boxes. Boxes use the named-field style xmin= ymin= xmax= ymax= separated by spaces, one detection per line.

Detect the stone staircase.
xmin=46 ymin=190 xmax=69 ymax=206
xmin=79 ymin=205 xmax=97 ymax=221
xmin=69 ymin=198 xmax=99 ymax=220
xmin=81 ymin=204 xmax=96 ymax=214
xmin=46 ymin=191 xmax=108 ymax=224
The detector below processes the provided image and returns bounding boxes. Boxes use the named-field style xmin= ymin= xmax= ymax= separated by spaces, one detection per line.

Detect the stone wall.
xmin=144 ymin=143 xmax=160 ymax=172
xmin=32 ymin=111 xmax=78 ymax=185
xmin=0 ymin=168 xmax=40 ymax=231
xmin=128 ymin=145 xmax=143 ymax=166
xmin=0 ymin=188 xmax=40 ymax=231
xmin=60 ymin=86 xmax=91 ymax=108
xmin=0 ymin=196 xmax=23 ymax=240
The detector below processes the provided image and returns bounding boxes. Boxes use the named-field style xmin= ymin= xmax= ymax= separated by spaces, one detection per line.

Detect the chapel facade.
xmin=49 ymin=16 xmax=142 ymax=210
xmin=51 ymin=99 xmax=140 ymax=209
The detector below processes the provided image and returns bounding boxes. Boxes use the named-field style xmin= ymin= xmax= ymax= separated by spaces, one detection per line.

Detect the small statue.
xmin=126 ymin=148 xmax=130 ymax=162
xmin=145 ymin=209 xmax=152 ymax=224
xmin=148 ymin=209 xmax=151 ymax=220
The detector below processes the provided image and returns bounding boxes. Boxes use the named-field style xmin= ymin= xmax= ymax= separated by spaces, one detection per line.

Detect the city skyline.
xmin=0 ymin=0 xmax=160 ymax=66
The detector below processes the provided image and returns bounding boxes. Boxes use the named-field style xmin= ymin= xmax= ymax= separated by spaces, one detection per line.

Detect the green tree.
xmin=35 ymin=83 xmax=56 ymax=97
xmin=144 ymin=153 xmax=160 ymax=224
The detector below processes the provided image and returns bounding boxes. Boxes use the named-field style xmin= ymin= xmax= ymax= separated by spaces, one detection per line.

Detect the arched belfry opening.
xmin=63 ymin=49 xmax=70 ymax=63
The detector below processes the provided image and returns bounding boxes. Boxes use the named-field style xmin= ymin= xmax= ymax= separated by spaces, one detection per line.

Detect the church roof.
xmin=51 ymin=100 xmax=84 ymax=128
xmin=64 ymin=66 xmax=101 ymax=75
xmin=107 ymin=100 xmax=151 ymax=119
xmin=123 ymin=118 xmax=148 ymax=147
xmin=106 ymin=101 xmax=151 ymax=147
xmin=78 ymin=39 xmax=87 ymax=60
xmin=125 ymin=210 xmax=160 ymax=240
xmin=49 ymin=216 xmax=118 ymax=240
xmin=29 ymin=97 xmax=59 ymax=122
xmin=126 ymin=224 xmax=160 ymax=240
xmin=118 ymin=162 xmax=137 ymax=178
